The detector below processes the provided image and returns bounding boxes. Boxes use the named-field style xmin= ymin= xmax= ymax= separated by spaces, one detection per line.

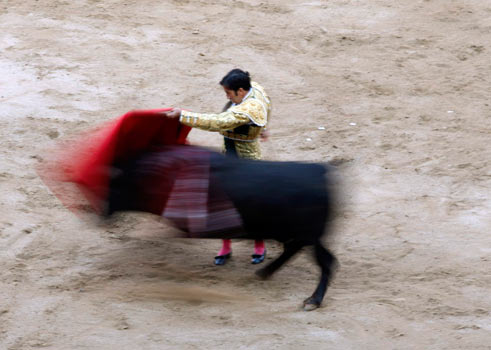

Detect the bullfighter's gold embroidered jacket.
xmin=179 ymin=81 xmax=271 ymax=159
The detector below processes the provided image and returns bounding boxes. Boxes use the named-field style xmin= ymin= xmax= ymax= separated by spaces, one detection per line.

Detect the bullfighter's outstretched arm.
xmin=179 ymin=110 xmax=250 ymax=132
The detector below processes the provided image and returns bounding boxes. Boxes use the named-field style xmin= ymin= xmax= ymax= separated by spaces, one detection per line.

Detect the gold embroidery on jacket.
xmin=179 ymin=81 xmax=271 ymax=160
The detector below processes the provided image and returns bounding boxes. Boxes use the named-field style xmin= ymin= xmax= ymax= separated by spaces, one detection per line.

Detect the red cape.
xmin=39 ymin=109 xmax=191 ymax=215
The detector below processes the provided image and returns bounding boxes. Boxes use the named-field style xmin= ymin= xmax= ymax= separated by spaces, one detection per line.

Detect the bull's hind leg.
xmin=303 ymin=241 xmax=337 ymax=311
xmin=255 ymin=240 xmax=304 ymax=280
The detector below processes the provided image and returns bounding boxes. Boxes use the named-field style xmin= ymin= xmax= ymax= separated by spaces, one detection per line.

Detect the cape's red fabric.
xmin=39 ymin=109 xmax=191 ymax=215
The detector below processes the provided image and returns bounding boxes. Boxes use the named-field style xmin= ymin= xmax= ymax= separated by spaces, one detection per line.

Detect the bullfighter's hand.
xmin=162 ymin=108 xmax=181 ymax=118
xmin=260 ymin=129 xmax=270 ymax=141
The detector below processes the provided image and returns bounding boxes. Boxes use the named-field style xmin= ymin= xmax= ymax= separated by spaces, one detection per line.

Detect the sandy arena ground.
xmin=1 ymin=0 xmax=491 ymax=349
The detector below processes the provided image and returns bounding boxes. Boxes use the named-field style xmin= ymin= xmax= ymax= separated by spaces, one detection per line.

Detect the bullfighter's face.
xmin=223 ymin=86 xmax=248 ymax=105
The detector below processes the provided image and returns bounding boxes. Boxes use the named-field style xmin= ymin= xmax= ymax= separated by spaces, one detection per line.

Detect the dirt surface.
xmin=1 ymin=0 xmax=491 ymax=349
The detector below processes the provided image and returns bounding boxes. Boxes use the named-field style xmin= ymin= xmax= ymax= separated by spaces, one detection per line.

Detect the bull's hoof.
xmin=302 ymin=297 xmax=320 ymax=311
xmin=255 ymin=268 xmax=271 ymax=280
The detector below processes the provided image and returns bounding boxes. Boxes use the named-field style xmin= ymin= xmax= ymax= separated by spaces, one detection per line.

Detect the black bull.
xmin=107 ymin=146 xmax=339 ymax=310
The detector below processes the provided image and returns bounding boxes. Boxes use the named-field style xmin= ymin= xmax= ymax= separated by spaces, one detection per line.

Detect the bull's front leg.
xmin=303 ymin=241 xmax=337 ymax=311
xmin=255 ymin=240 xmax=304 ymax=279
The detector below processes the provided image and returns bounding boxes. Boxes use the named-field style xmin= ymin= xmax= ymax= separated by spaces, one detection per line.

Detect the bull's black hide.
xmin=107 ymin=145 xmax=338 ymax=310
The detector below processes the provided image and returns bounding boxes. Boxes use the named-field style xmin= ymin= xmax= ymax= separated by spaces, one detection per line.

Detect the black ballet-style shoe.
xmin=251 ymin=251 xmax=266 ymax=264
xmin=214 ymin=253 xmax=231 ymax=266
